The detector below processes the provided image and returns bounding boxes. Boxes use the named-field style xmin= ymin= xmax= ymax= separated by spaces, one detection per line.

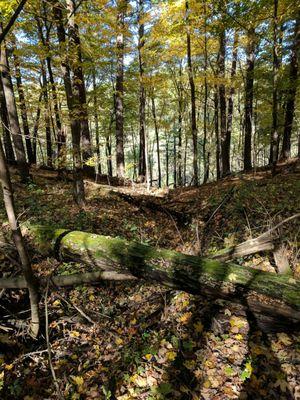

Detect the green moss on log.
xmin=29 ymin=227 xmax=300 ymax=314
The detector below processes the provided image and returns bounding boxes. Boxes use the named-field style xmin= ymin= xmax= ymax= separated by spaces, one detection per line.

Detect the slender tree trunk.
xmin=281 ymin=12 xmax=300 ymax=160
xmin=12 ymin=45 xmax=34 ymax=164
xmin=203 ymin=4 xmax=208 ymax=183
xmin=166 ymin=135 xmax=169 ymax=187
xmin=218 ymin=26 xmax=228 ymax=177
xmin=186 ymin=0 xmax=198 ymax=185
xmin=0 ymin=78 xmax=15 ymax=163
xmin=173 ymin=134 xmax=177 ymax=187
xmin=214 ymin=87 xmax=221 ymax=179
xmin=225 ymin=30 xmax=239 ymax=176
xmin=0 ymin=35 xmax=29 ymax=181
xmin=0 ymin=138 xmax=39 ymax=337
xmin=269 ymin=0 xmax=280 ymax=168
xmin=138 ymin=0 xmax=146 ymax=181
xmin=177 ymin=98 xmax=183 ymax=186
xmin=32 ymin=92 xmax=42 ymax=165
xmin=46 ymin=51 xmax=65 ymax=164
xmin=151 ymin=95 xmax=161 ymax=187
xmin=243 ymin=27 xmax=255 ymax=171
xmin=66 ymin=0 xmax=91 ymax=162
xmin=93 ymin=71 xmax=101 ymax=181
xmin=52 ymin=0 xmax=85 ymax=206
xmin=40 ymin=60 xmax=53 ymax=167
xmin=106 ymin=134 xmax=113 ymax=177
xmin=115 ymin=0 xmax=127 ymax=178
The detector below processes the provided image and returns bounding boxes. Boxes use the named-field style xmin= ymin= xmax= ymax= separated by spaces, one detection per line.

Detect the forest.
xmin=0 ymin=0 xmax=300 ymax=399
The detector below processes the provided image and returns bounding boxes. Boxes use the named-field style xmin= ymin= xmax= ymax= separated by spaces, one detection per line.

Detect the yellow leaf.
xmin=5 ymin=364 xmax=13 ymax=370
xmin=115 ymin=337 xmax=123 ymax=345
xmin=71 ymin=375 xmax=84 ymax=387
xmin=144 ymin=353 xmax=153 ymax=361
xmin=203 ymin=380 xmax=211 ymax=388
xmin=193 ymin=321 xmax=203 ymax=333
xmin=277 ymin=333 xmax=292 ymax=346
xmin=228 ymin=273 xmax=237 ymax=282
xmin=179 ymin=312 xmax=192 ymax=324
xmin=235 ymin=334 xmax=243 ymax=341
xmin=70 ymin=331 xmax=80 ymax=338
xmin=229 ymin=317 xmax=246 ymax=329
xmin=135 ymin=376 xmax=147 ymax=387
xmin=53 ymin=299 xmax=61 ymax=307
xmin=166 ymin=351 xmax=177 ymax=361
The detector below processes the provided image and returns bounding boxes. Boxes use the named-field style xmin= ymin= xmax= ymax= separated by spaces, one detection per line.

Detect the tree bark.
xmin=0 ymin=34 xmax=29 ymax=181
xmin=203 ymin=4 xmax=209 ymax=183
xmin=0 ymin=139 xmax=39 ymax=337
xmin=40 ymin=59 xmax=53 ymax=168
xmin=186 ymin=0 xmax=198 ymax=186
xmin=151 ymin=95 xmax=161 ymax=187
xmin=243 ymin=27 xmax=255 ymax=171
xmin=281 ymin=11 xmax=300 ymax=160
xmin=115 ymin=0 xmax=127 ymax=178
xmin=225 ymin=30 xmax=239 ymax=176
xmin=138 ymin=0 xmax=146 ymax=181
xmin=214 ymin=87 xmax=221 ymax=179
xmin=27 ymin=227 xmax=300 ymax=330
xmin=0 ymin=78 xmax=15 ymax=163
xmin=92 ymin=71 xmax=101 ymax=181
xmin=218 ymin=26 xmax=228 ymax=177
xmin=12 ymin=44 xmax=34 ymax=164
xmin=269 ymin=0 xmax=280 ymax=168
xmin=66 ymin=0 xmax=91 ymax=162
xmin=52 ymin=0 xmax=85 ymax=206
xmin=32 ymin=92 xmax=42 ymax=164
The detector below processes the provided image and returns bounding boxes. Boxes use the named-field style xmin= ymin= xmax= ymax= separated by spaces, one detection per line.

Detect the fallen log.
xmin=28 ymin=227 xmax=300 ymax=329
xmin=2 ymin=227 xmax=300 ymax=331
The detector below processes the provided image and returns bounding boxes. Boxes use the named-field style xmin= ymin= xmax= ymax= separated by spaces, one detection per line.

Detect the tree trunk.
xmin=281 ymin=11 xmax=300 ymax=160
xmin=151 ymin=95 xmax=161 ymax=187
xmin=115 ymin=0 xmax=127 ymax=178
xmin=214 ymin=87 xmax=221 ymax=179
xmin=92 ymin=71 xmax=101 ymax=181
xmin=32 ymin=92 xmax=42 ymax=164
xmin=269 ymin=0 xmax=280 ymax=168
xmin=52 ymin=0 xmax=85 ymax=206
xmin=202 ymin=1 xmax=208 ymax=183
xmin=28 ymin=227 xmax=300 ymax=331
xmin=138 ymin=0 xmax=146 ymax=181
xmin=0 ymin=139 xmax=39 ymax=337
xmin=218 ymin=27 xmax=228 ymax=177
xmin=12 ymin=44 xmax=34 ymax=164
xmin=225 ymin=30 xmax=239 ymax=176
xmin=243 ymin=27 xmax=255 ymax=171
xmin=66 ymin=0 xmax=91 ymax=162
xmin=186 ymin=0 xmax=198 ymax=186
xmin=40 ymin=59 xmax=53 ymax=168
xmin=0 ymin=33 xmax=29 ymax=181
xmin=0 ymin=78 xmax=15 ymax=163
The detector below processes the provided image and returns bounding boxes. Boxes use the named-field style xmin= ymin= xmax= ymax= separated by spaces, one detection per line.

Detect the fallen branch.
xmin=0 ymin=271 xmax=136 ymax=289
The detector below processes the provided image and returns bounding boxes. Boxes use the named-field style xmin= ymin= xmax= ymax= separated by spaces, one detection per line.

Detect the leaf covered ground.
xmin=0 ymin=165 xmax=300 ymax=399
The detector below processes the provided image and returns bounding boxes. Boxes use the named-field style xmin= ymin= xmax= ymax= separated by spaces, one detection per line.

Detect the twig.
xmin=45 ymin=280 xmax=64 ymax=400
xmin=54 ymin=290 xmax=96 ymax=325
xmin=257 ymin=214 xmax=300 ymax=239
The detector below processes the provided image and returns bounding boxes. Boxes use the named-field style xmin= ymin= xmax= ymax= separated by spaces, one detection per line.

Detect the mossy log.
xmin=26 ymin=227 xmax=300 ymax=329
xmin=2 ymin=226 xmax=300 ymax=331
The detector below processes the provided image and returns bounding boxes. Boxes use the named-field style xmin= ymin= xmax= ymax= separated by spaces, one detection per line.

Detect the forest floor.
xmin=0 ymin=160 xmax=300 ymax=399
